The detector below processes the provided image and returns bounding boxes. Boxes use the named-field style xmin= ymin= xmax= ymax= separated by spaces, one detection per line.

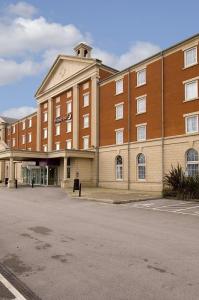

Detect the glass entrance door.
xmin=47 ymin=167 xmax=57 ymax=186
xmin=22 ymin=166 xmax=58 ymax=186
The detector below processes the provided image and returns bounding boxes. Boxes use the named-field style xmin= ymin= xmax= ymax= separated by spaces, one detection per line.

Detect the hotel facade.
xmin=0 ymin=34 xmax=199 ymax=191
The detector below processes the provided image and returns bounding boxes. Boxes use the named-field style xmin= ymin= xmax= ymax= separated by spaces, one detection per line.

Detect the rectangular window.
xmin=43 ymin=144 xmax=48 ymax=152
xmin=66 ymin=120 xmax=72 ymax=133
xmin=56 ymin=124 xmax=60 ymax=136
xmin=185 ymin=80 xmax=198 ymax=101
xmin=184 ymin=47 xmax=197 ymax=68
xmin=43 ymin=128 xmax=48 ymax=139
xmin=83 ymin=94 xmax=89 ymax=107
xmin=185 ymin=115 xmax=198 ymax=133
xmin=83 ymin=114 xmax=89 ymax=128
xmin=66 ymin=139 xmax=72 ymax=150
xmin=12 ymin=125 xmax=15 ymax=134
xmin=83 ymin=136 xmax=89 ymax=149
xmin=44 ymin=111 xmax=48 ymax=122
xmin=56 ymin=97 xmax=60 ymax=103
xmin=56 ymin=106 xmax=60 ymax=118
xmin=115 ymin=79 xmax=123 ymax=95
xmin=137 ymin=69 xmax=146 ymax=86
xmin=27 ymin=147 xmax=31 ymax=151
xmin=28 ymin=133 xmax=32 ymax=143
xmin=137 ymin=125 xmax=146 ymax=141
xmin=83 ymin=82 xmax=89 ymax=90
xmin=22 ymin=135 xmax=26 ymax=144
xmin=55 ymin=142 xmax=60 ymax=151
xmin=115 ymin=129 xmax=124 ymax=145
xmin=137 ymin=96 xmax=146 ymax=114
xmin=28 ymin=119 xmax=32 ymax=128
xmin=22 ymin=121 xmax=26 ymax=130
xmin=12 ymin=138 xmax=15 ymax=147
xmin=115 ymin=103 xmax=124 ymax=120
xmin=66 ymin=101 xmax=72 ymax=114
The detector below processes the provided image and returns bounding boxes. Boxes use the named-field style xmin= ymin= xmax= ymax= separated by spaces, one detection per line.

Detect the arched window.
xmin=137 ymin=153 xmax=146 ymax=180
xmin=186 ymin=149 xmax=199 ymax=176
xmin=115 ymin=155 xmax=123 ymax=180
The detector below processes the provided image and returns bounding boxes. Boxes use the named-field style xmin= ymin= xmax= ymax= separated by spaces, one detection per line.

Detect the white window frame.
xmin=12 ymin=125 xmax=15 ymax=134
xmin=185 ymin=115 xmax=199 ymax=134
xmin=66 ymin=100 xmax=72 ymax=114
xmin=136 ymin=95 xmax=146 ymax=114
xmin=43 ymin=144 xmax=48 ymax=152
xmin=115 ymin=155 xmax=123 ymax=181
xmin=83 ymin=93 xmax=89 ymax=107
xmin=55 ymin=124 xmax=60 ymax=136
xmin=115 ymin=128 xmax=124 ymax=145
xmin=66 ymin=139 xmax=72 ymax=150
xmin=12 ymin=138 xmax=15 ymax=147
xmin=28 ymin=133 xmax=32 ymax=143
xmin=184 ymin=80 xmax=198 ymax=101
xmin=55 ymin=142 xmax=60 ymax=151
xmin=115 ymin=102 xmax=124 ymax=120
xmin=28 ymin=118 xmax=32 ymax=128
xmin=44 ymin=111 xmax=48 ymax=122
xmin=184 ymin=46 xmax=198 ymax=68
xmin=83 ymin=136 xmax=89 ymax=150
xmin=66 ymin=120 xmax=72 ymax=133
xmin=43 ymin=128 xmax=48 ymax=139
xmin=83 ymin=114 xmax=89 ymax=128
xmin=136 ymin=124 xmax=147 ymax=141
xmin=22 ymin=135 xmax=26 ymax=145
xmin=115 ymin=79 xmax=123 ymax=95
xmin=137 ymin=69 xmax=146 ymax=87
xmin=22 ymin=121 xmax=26 ymax=130
xmin=137 ymin=153 xmax=146 ymax=181
xmin=55 ymin=105 xmax=61 ymax=118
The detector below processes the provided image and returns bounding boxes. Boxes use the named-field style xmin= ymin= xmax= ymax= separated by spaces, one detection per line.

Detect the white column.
xmin=0 ymin=161 xmax=5 ymax=182
xmin=48 ymin=98 xmax=53 ymax=152
xmin=8 ymin=157 xmax=15 ymax=188
xmin=73 ymin=84 xmax=79 ymax=149
xmin=36 ymin=104 xmax=41 ymax=151
xmin=61 ymin=156 xmax=68 ymax=188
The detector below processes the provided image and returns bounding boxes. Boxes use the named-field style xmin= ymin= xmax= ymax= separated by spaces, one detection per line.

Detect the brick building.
xmin=0 ymin=34 xmax=199 ymax=191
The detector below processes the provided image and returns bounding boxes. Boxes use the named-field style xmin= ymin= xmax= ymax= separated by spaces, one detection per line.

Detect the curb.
xmin=68 ymin=196 xmax=161 ymax=204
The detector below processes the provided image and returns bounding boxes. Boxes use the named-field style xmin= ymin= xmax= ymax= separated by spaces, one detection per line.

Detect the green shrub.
xmin=164 ymin=164 xmax=199 ymax=200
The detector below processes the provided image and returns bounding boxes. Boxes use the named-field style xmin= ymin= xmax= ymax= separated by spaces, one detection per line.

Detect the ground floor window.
xmin=115 ymin=155 xmax=123 ymax=180
xmin=137 ymin=153 xmax=146 ymax=180
xmin=186 ymin=148 xmax=199 ymax=176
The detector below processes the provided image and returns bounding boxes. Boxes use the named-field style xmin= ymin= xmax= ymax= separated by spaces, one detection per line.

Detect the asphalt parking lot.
xmin=0 ymin=187 xmax=199 ymax=300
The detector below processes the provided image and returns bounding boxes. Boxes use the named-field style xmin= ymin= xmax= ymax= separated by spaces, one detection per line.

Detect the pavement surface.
xmin=0 ymin=187 xmax=199 ymax=300
xmin=66 ymin=187 xmax=161 ymax=203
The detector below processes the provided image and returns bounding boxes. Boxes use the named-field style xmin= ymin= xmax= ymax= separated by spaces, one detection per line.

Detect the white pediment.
xmin=38 ymin=56 xmax=94 ymax=95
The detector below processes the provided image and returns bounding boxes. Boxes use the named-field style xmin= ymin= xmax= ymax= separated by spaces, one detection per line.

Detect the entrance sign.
xmin=55 ymin=113 xmax=72 ymax=124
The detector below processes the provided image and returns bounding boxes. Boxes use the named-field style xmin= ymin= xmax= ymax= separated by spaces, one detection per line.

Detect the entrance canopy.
xmin=0 ymin=149 xmax=95 ymax=161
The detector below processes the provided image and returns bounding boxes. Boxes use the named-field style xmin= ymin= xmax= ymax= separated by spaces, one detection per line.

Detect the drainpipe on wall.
xmin=161 ymin=52 xmax=165 ymax=192
xmin=96 ymin=76 xmax=100 ymax=187
xmin=127 ymin=69 xmax=131 ymax=190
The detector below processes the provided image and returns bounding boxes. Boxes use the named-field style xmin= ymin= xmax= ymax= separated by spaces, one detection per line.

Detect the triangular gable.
xmin=36 ymin=55 xmax=97 ymax=96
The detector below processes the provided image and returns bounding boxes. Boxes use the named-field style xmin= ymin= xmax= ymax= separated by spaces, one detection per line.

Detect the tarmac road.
xmin=0 ymin=187 xmax=199 ymax=300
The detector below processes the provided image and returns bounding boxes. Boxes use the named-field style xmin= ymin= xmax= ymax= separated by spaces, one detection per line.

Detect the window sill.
xmin=185 ymin=131 xmax=199 ymax=135
xmin=137 ymin=139 xmax=146 ymax=142
xmin=183 ymin=62 xmax=198 ymax=70
xmin=115 ymin=91 xmax=124 ymax=96
xmin=136 ymin=83 xmax=146 ymax=88
xmin=136 ymin=112 xmax=146 ymax=115
xmin=137 ymin=179 xmax=146 ymax=182
xmin=115 ymin=117 xmax=124 ymax=121
xmin=183 ymin=98 xmax=199 ymax=103
xmin=116 ymin=179 xmax=124 ymax=182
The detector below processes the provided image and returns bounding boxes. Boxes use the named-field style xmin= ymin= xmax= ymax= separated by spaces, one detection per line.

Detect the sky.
xmin=0 ymin=0 xmax=198 ymax=118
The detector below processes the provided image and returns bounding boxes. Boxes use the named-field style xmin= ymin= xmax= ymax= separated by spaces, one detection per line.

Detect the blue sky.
xmin=0 ymin=0 xmax=199 ymax=118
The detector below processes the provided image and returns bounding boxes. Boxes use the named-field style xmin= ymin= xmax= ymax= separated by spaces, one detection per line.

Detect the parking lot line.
xmin=0 ymin=273 xmax=27 ymax=300
xmin=174 ymin=205 xmax=199 ymax=212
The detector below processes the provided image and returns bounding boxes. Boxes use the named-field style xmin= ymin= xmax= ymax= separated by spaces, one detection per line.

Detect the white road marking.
xmin=0 ymin=273 xmax=27 ymax=300
xmin=174 ymin=205 xmax=199 ymax=212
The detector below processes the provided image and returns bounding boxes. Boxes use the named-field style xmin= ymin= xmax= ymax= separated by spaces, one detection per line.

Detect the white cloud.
xmin=1 ymin=106 xmax=36 ymax=119
xmin=0 ymin=58 xmax=41 ymax=85
xmin=94 ymin=41 xmax=161 ymax=70
xmin=0 ymin=2 xmax=161 ymax=87
xmin=7 ymin=2 xmax=37 ymax=18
